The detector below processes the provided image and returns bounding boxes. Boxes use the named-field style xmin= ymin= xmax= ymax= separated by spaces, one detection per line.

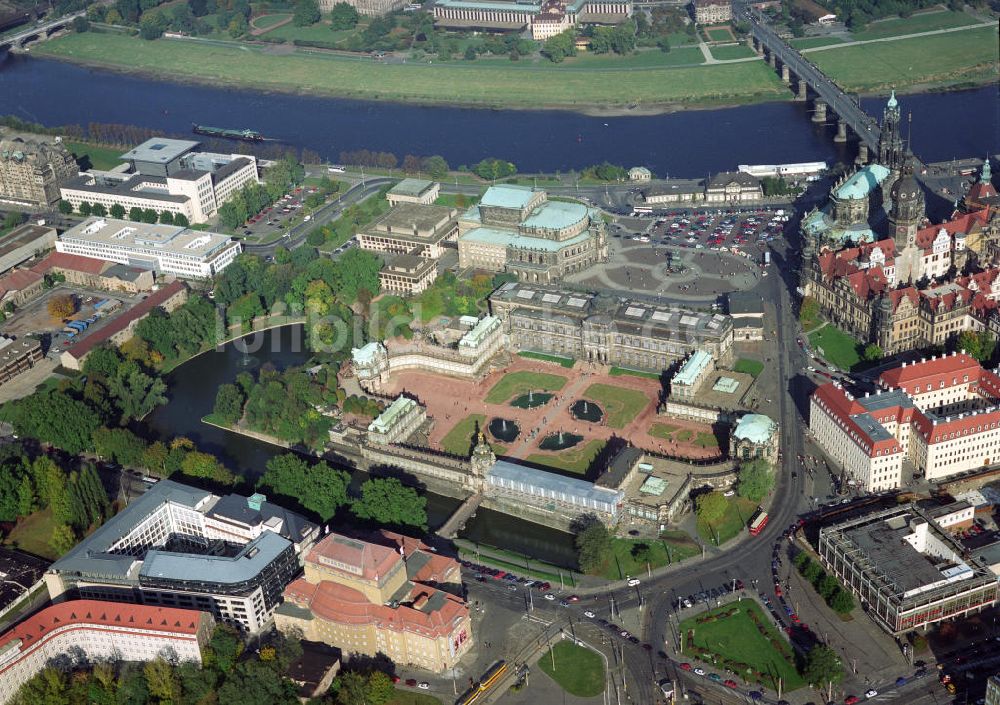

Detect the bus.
xmin=748 ymin=508 xmax=769 ymax=536
xmin=632 ymin=207 xmax=653 ymax=216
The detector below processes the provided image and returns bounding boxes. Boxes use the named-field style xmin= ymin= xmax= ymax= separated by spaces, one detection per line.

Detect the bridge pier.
xmin=812 ymin=99 xmax=827 ymax=123
xmin=856 ymin=143 xmax=870 ymax=165
xmin=834 ymin=119 xmax=848 ymax=143
xmin=780 ymin=63 xmax=790 ymax=84
xmin=796 ymin=78 xmax=807 ymax=101
xmin=767 ymin=50 xmax=776 ymax=68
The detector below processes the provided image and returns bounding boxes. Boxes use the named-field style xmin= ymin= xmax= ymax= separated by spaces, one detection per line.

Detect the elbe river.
xmin=2 ymin=54 xmax=996 ymax=564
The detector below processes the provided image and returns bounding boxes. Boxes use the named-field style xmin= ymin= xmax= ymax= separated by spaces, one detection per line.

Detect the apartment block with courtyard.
xmin=457 ymin=185 xmax=608 ymax=283
xmin=433 ymin=0 xmax=631 ymax=40
xmin=818 ymin=504 xmax=999 ymax=635
xmin=0 ymin=136 xmax=78 ymax=207
xmin=59 ymin=138 xmax=258 ymax=224
xmin=810 ymin=352 xmax=1000 ymax=491
xmin=275 ymin=530 xmax=472 ymax=673
xmin=44 ymin=479 xmax=319 ymax=633
xmin=488 ymin=281 xmax=734 ymax=370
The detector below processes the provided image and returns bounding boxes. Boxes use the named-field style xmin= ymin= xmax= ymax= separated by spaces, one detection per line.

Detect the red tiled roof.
xmin=845 ymin=266 xmax=889 ymax=299
xmin=0 ymin=269 xmax=42 ymax=297
xmin=306 ymin=531 xmax=400 ymax=583
xmin=878 ymin=352 xmax=982 ymax=392
xmin=812 ymin=383 xmax=901 ymax=458
xmin=888 ymin=287 xmax=920 ymax=312
xmin=0 ymin=599 xmax=204 ymax=654
xmin=31 ymin=251 xmax=109 ymax=276
xmin=63 ymin=280 xmax=187 ymax=361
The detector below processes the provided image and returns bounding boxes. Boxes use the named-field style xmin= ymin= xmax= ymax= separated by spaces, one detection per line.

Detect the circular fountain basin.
xmin=511 ymin=392 xmax=553 ymax=409
xmin=488 ymin=417 xmax=520 ymax=443
xmin=570 ymin=399 xmax=604 ymax=423
xmin=538 ymin=432 xmax=583 ymax=451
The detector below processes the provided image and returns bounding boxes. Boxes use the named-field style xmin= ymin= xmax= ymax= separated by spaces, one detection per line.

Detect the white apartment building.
xmin=0 ymin=600 xmax=213 ymax=705
xmin=56 ymin=217 xmax=242 ymax=279
xmin=810 ymin=352 xmax=1000 ymax=489
xmin=59 ymin=138 xmax=258 ymax=224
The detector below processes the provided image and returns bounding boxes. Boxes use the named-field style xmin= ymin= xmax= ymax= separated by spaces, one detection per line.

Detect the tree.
xmin=213 ymin=383 xmax=245 ymax=426
xmin=364 ymin=671 xmax=395 ymax=705
xmin=542 ymin=28 xmax=576 ymax=63
xmin=862 ymin=343 xmax=883 ymax=362
xmin=93 ymin=427 xmax=149 ymax=467
xmin=330 ymin=248 xmax=381 ymax=305
xmin=817 ymin=574 xmax=840 ymax=601
xmin=7 ymin=392 xmax=102 ymax=454
xmin=91 ymin=203 xmax=108 ymax=217
xmin=695 ymin=491 xmax=728 ymax=525
xmin=957 ymin=329 xmax=996 ymax=363
xmin=106 ymin=361 xmax=168 ymax=424
xmin=179 ymin=450 xmax=235 ymax=485
xmin=803 ymin=644 xmax=844 ymax=687
xmin=159 ymin=210 xmax=175 ymax=225
xmin=472 ymin=158 xmax=517 ymax=181
xmin=329 ymin=1 xmax=359 ymax=29
xmin=139 ymin=9 xmax=167 ymax=40
xmin=422 ymin=155 xmax=449 ymax=180
xmin=293 ymin=0 xmax=320 ymax=26
xmin=802 ymin=560 xmax=823 ymax=584
xmin=352 ymin=477 xmax=428 ymax=530
xmin=47 ymin=294 xmax=76 ymax=319
xmin=736 ymin=459 xmax=774 ymax=502
xmin=58 ymin=199 xmax=73 ymax=214
xmin=77 ymin=201 xmax=92 ymax=216
xmin=574 ymin=520 xmax=612 ymax=574
xmin=142 ymin=208 xmax=159 ymax=224
xmin=830 ymin=588 xmax=855 ymax=614
xmin=656 ymin=35 xmax=671 ymax=52
xmin=49 ymin=522 xmax=77 ymax=555
xmin=259 ymin=454 xmax=350 ymax=521
xmin=204 ymin=624 xmax=244 ymax=674
xmin=174 ymin=213 xmax=190 ymax=227
xmin=129 ymin=206 xmax=144 ymax=221
xmin=144 ymin=658 xmax=180 ymax=703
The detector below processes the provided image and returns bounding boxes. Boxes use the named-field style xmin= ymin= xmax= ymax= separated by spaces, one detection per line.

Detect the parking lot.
xmin=237 ymin=185 xmax=324 ymax=245
xmin=628 ymin=207 xmax=790 ymax=259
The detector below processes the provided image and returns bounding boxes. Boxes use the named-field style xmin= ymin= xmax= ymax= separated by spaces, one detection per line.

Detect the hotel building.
xmin=0 ymin=137 xmax=77 ymax=207
xmin=433 ymin=0 xmax=631 ymax=40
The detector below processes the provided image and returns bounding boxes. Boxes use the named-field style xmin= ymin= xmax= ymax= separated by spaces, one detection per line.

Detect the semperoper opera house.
xmin=44 ymin=480 xmax=318 ymax=634
xmin=458 ymin=185 xmax=608 ymax=284
xmin=489 ymin=280 xmax=734 ymax=369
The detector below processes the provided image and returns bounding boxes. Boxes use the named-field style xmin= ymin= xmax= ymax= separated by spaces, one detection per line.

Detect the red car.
xmin=724 ymin=680 xmax=738 ymax=688
xmin=680 ymin=663 xmax=692 ymax=671
xmin=845 ymin=696 xmax=859 ymax=705
xmin=774 ymin=584 xmax=783 ymax=597
xmin=391 ymin=675 xmax=400 ymax=684
xmin=405 ymin=679 xmax=417 ymax=687
xmin=567 ymin=595 xmax=580 ymax=603
xmin=538 ymin=582 xmax=551 ymax=592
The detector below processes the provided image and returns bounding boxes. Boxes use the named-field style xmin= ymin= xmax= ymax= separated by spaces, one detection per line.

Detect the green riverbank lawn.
xmin=34 ymin=33 xmax=788 ymax=109
xmin=808 ymin=26 xmax=998 ymax=92
xmin=849 ymin=10 xmax=980 ymax=40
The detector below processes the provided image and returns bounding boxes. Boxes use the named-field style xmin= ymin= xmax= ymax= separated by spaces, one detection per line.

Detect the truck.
xmin=763 ymin=251 xmax=771 ymax=266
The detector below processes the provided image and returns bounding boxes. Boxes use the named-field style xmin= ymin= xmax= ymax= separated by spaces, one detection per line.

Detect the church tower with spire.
xmin=877 ymin=91 xmax=905 ymax=173
xmin=889 ymin=156 xmax=927 ymax=284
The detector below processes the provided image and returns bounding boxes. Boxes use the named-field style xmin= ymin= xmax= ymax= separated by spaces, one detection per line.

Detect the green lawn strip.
xmin=387 ymin=689 xmax=442 ymax=705
xmin=696 ymin=497 xmax=758 ymax=546
xmin=676 ymin=429 xmax=693 ymax=442
xmin=261 ymin=21 xmax=342 ymax=42
xmin=252 ymin=13 xmax=291 ymax=31
xmin=849 ymin=10 xmax=980 ymax=40
xmin=582 ymin=383 xmax=651 ymax=429
xmin=710 ymin=44 xmax=756 ymax=61
xmin=484 ymin=370 xmax=567 ymax=404
xmin=517 ymin=351 xmax=575 ymax=368
xmin=601 ymin=534 xmax=699 ymax=580
xmin=789 ymin=36 xmax=844 ymax=49
xmin=808 ymin=324 xmax=861 ymax=371
xmin=649 ymin=422 xmax=679 ymax=440
xmin=679 ymin=601 xmax=804 ymax=690
xmin=439 ymin=413 xmax=486 ymax=456
xmin=810 ymin=26 xmax=998 ymax=93
xmin=62 ymin=140 xmax=124 ymax=171
xmin=733 ymin=358 xmax=764 ymax=377
xmin=526 ymin=439 xmax=606 ymax=475
xmin=706 ymin=27 xmax=734 ymax=42
xmin=694 ymin=431 xmax=720 ymax=450
xmin=457 ymin=549 xmax=576 ymax=587
xmin=34 ymin=33 xmax=788 ymax=109
xmin=433 ymin=193 xmax=481 ymax=208
xmin=3 ymin=507 xmax=59 ymax=560
xmin=538 ymin=641 xmax=606 ymax=698
xmin=609 ymin=366 xmax=661 ymax=380
xmin=564 ymin=46 xmax=706 ymax=68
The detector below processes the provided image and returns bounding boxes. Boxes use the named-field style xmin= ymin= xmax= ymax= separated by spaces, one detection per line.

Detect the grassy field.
xmin=582 ymin=383 xmax=651 ymax=429
xmin=440 ymin=413 xmax=486 ymax=456
xmin=694 ymin=431 xmax=720 ymax=450
xmin=706 ymin=27 xmax=735 ymax=42
xmin=601 ymin=534 xmax=700 ymax=579
xmin=484 ymin=370 xmax=567 ymax=404
xmin=697 ymin=496 xmax=758 ymax=546
xmin=387 ymin=689 xmax=442 ymax=705
xmin=789 ymin=36 xmax=844 ymax=49
xmin=680 ymin=601 xmax=804 ymax=690
xmin=609 ymin=366 xmax=661 ymax=380
xmin=809 ymin=26 xmax=998 ymax=92
xmin=518 ymin=351 xmax=576 ymax=368
xmin=710 ymin=44 xmax=756 ymax=61
xmin=262 ymin=21 xmax=343 ymax=43
xmin=33 ymin=33 xmax=788 ymax=109
xmin=649 ymin=422 xmax=679 ymax=440
xmin=433 ymin=193 xmax=481 ymax=208
xmin=526 ymin=438 xmax=605 ymax=475
xmin=733 ymin=358 xmax=764 ymax=377
xmin=538 ymin=641 xmax=606 ymax=698
xmin=62 ymin=140 xmax=123 ymax=171
xmin=808 ymin=324 xmax=861 ymax=371
xmin=564 ymin=46 xmax=705 ymax=68
xmin=850 ymin=10 xmax=980 ymax=40
xmin=3 ymin=507 xmax=58 ymax=560
xmin=252 ymin=13 xmax=292 ymax=31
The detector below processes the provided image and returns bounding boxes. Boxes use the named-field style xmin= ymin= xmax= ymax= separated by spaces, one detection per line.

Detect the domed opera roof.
xmin=732 ymin=413 xmax=777 ymax=444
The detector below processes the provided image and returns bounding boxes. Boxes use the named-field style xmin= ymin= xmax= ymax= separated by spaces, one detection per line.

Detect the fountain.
xmin=570 ymin=399 xmax=604 ymax=423
xmin=539 ymin=431 xmax=583 ymax=451
xmin=233 ymin=339 xmax=259 ymax=370
xmin=488 ymin=417 xmax=520 ymax=443
xmin=511 ymin=391 xmax=554 ymax=409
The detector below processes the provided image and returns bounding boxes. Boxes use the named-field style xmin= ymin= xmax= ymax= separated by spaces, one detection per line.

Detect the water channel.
xmin=0 ymin=54 xmax=996 ymax=176
xmin=141 ymin=325 xmax=580 ymax=566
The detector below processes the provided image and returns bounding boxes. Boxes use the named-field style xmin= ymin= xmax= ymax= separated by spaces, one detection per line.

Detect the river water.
xmin=142 ymin=326 xmax=580 ymax=566
xmin=0 ymin=54 xmax=996 ymax=175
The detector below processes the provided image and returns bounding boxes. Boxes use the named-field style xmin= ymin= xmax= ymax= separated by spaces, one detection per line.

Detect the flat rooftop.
xmin=120 ymin=138 xmax=199 ymax=164
xmin=62 ymin=217 xmax=234 ymax=260
xmin=368 ymin=203 xmax=456 ymax=239
xmin=389 ymin=178 xmax=436 ymax=198
xmin=0 ymin=224 xmax=53 ymax=261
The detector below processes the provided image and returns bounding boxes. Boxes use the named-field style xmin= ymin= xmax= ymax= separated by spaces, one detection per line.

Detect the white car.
xmin=865 ymin=690 xmax=878 ymax=698
xmin=583 ymin=611 xmax=596 ymax=618
xmin=544 ymin=593 xmax=556 ymax=601
xmin=418 ymin=682 xmax=430 ymax=690
xmin=693 ymin=667 xmax=706 ymax=676
xmin=627 ymin=578 xmax=641 ymax=587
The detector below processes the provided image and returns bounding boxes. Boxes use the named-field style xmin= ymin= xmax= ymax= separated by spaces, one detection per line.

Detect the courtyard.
xmin=382 ymin=357 xmax=721 ymax=477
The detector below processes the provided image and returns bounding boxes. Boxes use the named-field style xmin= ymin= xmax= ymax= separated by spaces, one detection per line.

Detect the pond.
xmin=538 ymin=431 xmax=583 ymax=451
xmin=488 ymin=417 xmax=520 ymax=443
xmin=570 ymin=399 xmax=604 ymax=423
xmin=511 ymin=391 xmax=554 ymax=409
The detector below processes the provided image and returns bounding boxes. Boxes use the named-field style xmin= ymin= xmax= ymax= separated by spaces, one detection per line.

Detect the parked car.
xmin=845 ymin=696 xmax=859 ymax=705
